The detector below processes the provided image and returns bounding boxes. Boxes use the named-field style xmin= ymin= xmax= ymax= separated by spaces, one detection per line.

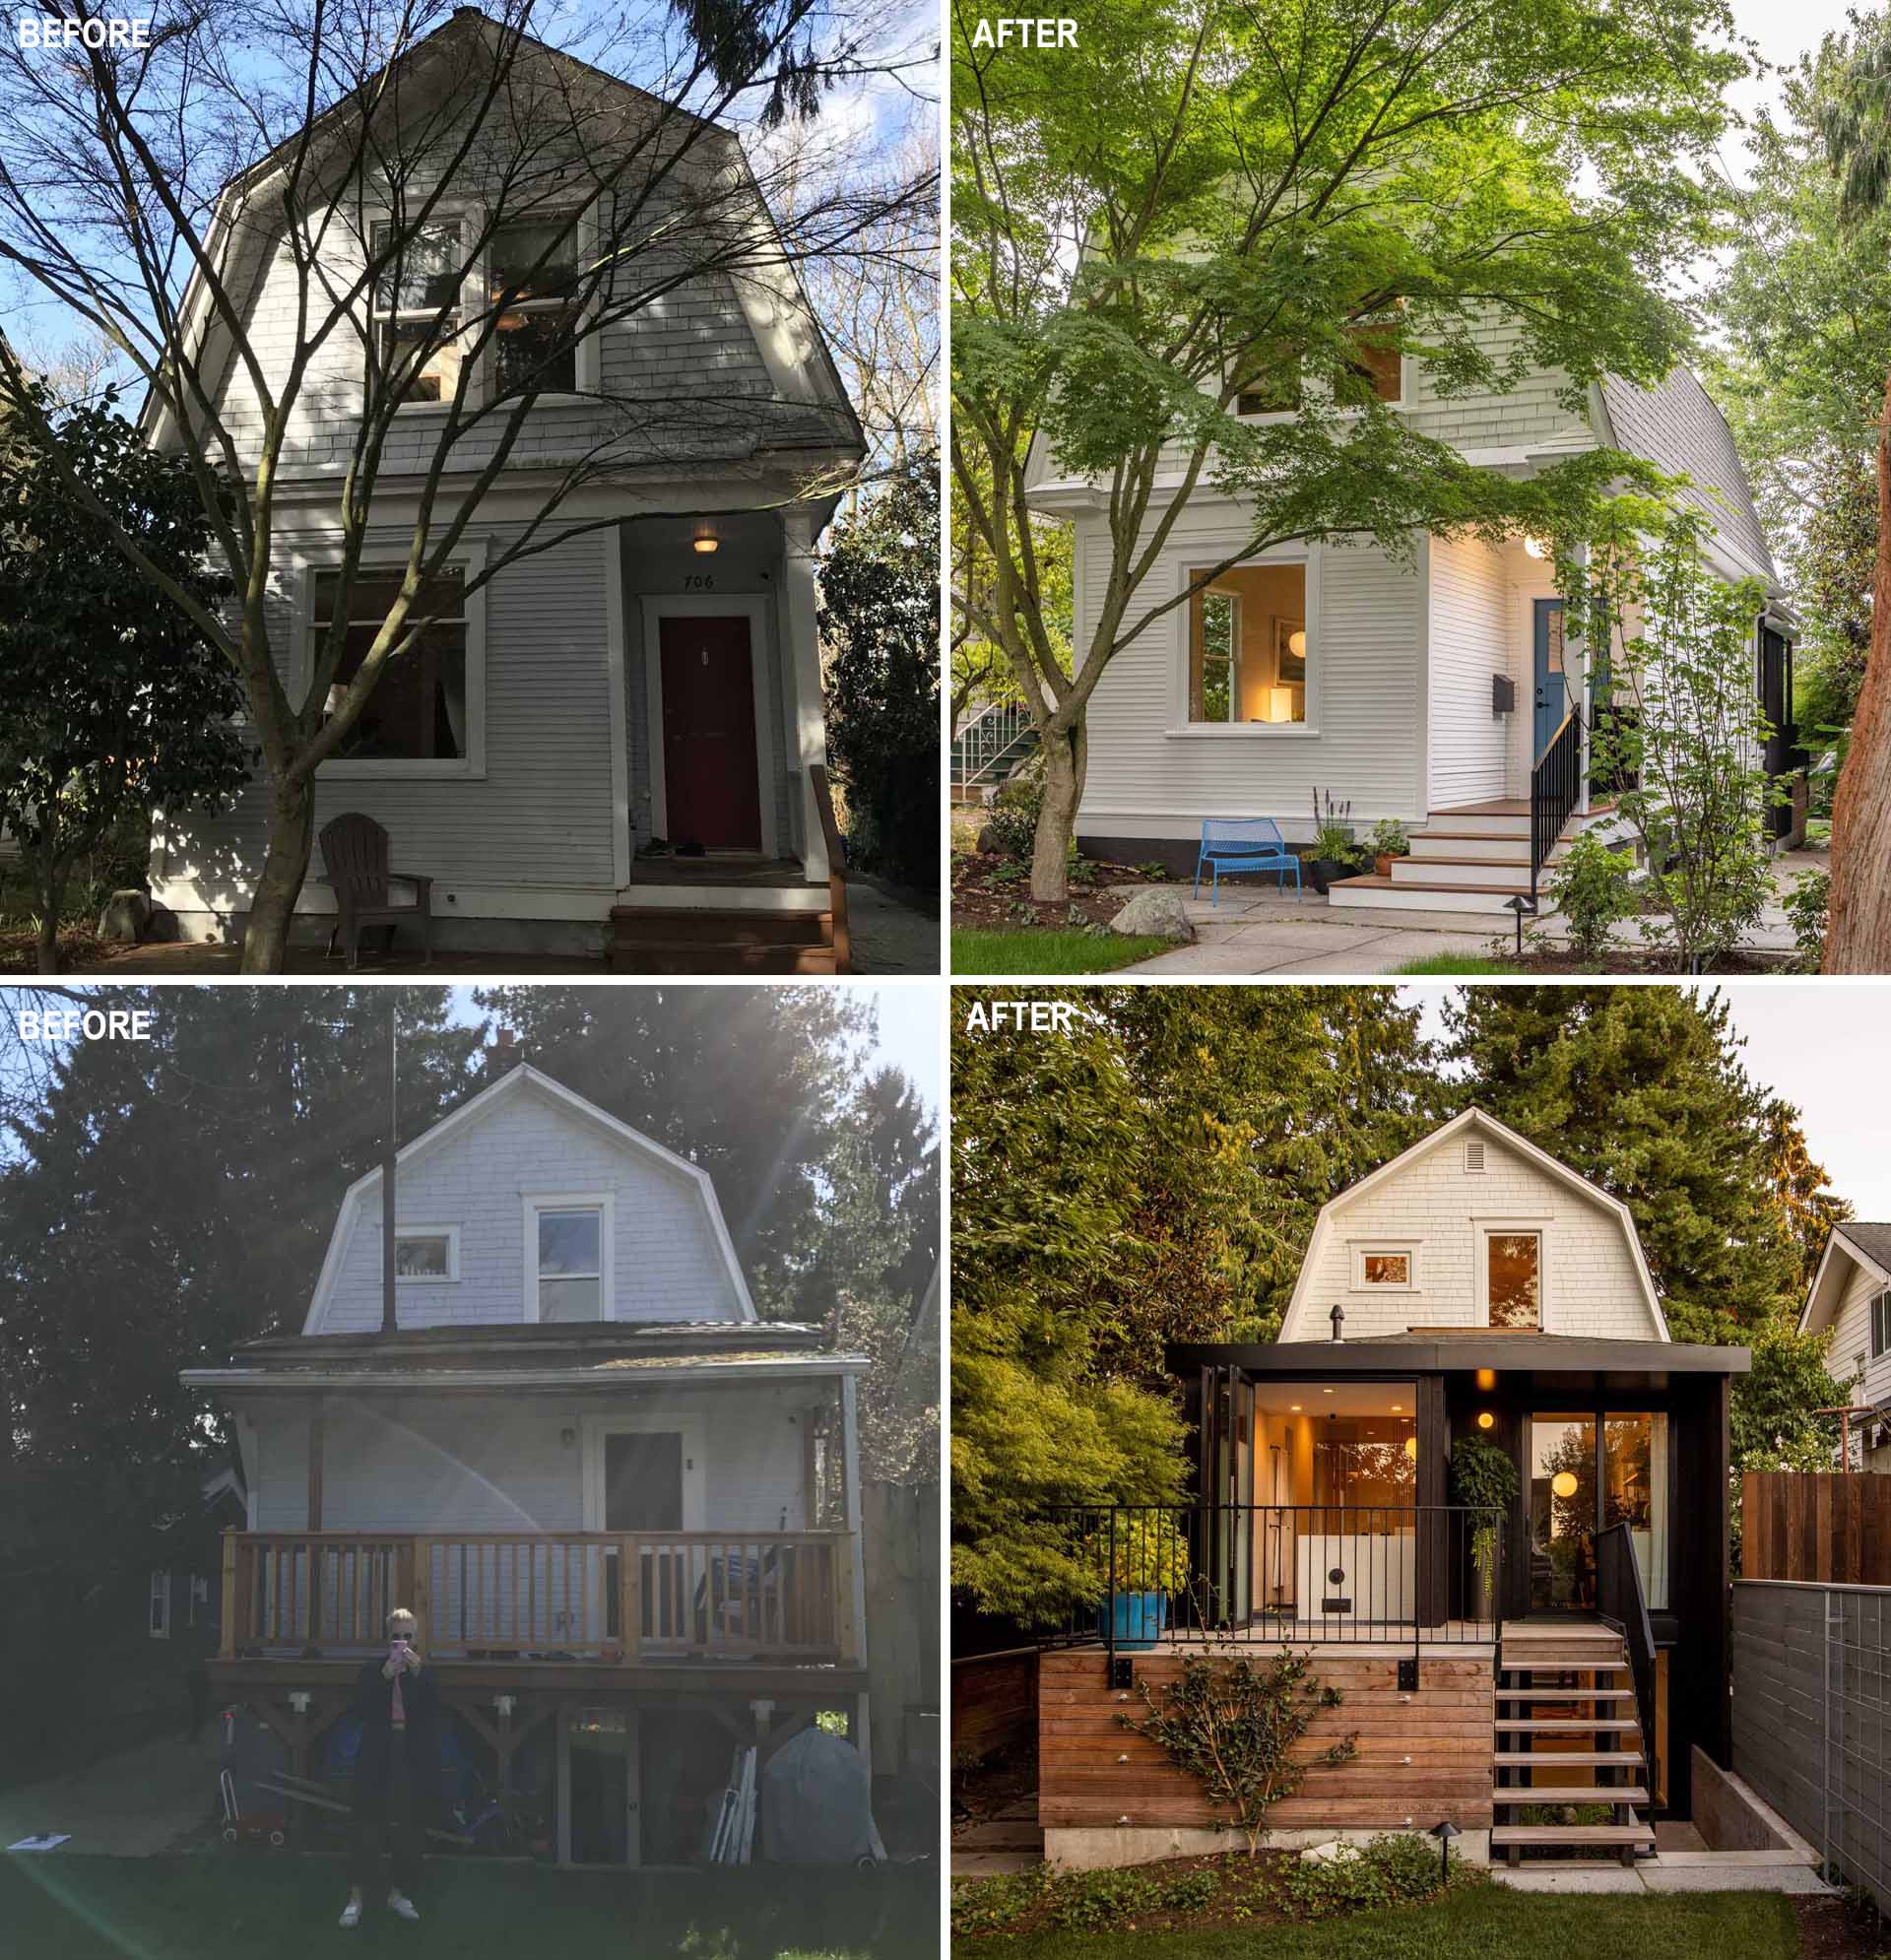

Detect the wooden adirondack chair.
xmin=318 ymin=813 xmax=434 ymax=968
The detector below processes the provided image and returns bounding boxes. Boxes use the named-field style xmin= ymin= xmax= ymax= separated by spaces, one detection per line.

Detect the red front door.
xmin=659 ymin=616 xmax=762 ymax=852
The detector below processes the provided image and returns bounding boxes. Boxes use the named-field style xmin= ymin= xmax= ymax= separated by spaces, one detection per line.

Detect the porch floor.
xmin=626 ymin=853 xmax=812 ymax=888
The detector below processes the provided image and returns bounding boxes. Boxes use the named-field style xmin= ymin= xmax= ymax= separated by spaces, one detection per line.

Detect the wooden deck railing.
xmin=809 ymin=762 xmax=851 ymax=973
xmin=221 ymin=1529 xmax=856 ymax=1665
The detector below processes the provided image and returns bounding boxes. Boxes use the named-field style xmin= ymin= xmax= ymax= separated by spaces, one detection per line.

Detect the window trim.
xmin=394 ymin=1223 xmax=461 ymax=1283
xmin=1170 ymin=544 xmax=1320 ymax=735
xmin=293 ymin=538 xmax=489 ymax=780
xmin=522 ymin=1190 xmax=615 ymax=1324
xmin=1198 ymin=588 xmax=1243 ymax=725
xmin=1476 ymin=1219 xmax=1549 ymax=1330
xmin=149 ymin=1570 xmax=171 ymax=1640
xmin=1352 ymin=1244 xmax=1420 ymax=1293
xmin=368 ymin=211 xmax=480 ymax=417
xmin=1870 ymin=1289 xmax=1891 ymax=1361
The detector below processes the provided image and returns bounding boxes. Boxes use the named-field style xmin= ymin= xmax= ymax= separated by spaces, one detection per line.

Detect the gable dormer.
xmin=303 ymin=1065 xmax=754 ymax=1334
xmin=1277 ymin=1108 xmax=1667 ymax=1342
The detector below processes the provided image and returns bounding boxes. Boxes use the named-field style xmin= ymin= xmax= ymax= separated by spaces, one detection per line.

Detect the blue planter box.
xmin=1101 ymin=1590 xmax=1168 ymax=1651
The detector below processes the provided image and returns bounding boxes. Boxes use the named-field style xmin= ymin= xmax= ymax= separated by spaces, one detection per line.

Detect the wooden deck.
xmin=221 ymin=1528 xmax=859 ymax=1668
xmin=625 ymin=854 xmax=811 ymax=888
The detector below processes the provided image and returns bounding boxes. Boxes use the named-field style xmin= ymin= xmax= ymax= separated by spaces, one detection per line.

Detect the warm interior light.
xmin=1404 ymin=1437 xmax=1418 ymax=1462
xmin=1474 ymin=1368 xmax=1497 ymax=1391
xmin=1390 ymin=1404 xmax=1402 ymax=1412
xmin=1551 ymin=1470 xmax=1579 ymax=1499
xmin=692 ymin=534 xmax=719 ymax=555
xmin=1323 ymin=1388 xmax=1337 ymax=1396
xmin=1266 ymin=686 xmax=1296 ymax=722
xmin=1476 ymin=1411 xmax=1494 ymax=1430
xmin=1522 ymin=535 xmax=1548 ymax=560
xmin=1287 ymin=629 xmax=1306 ymax=658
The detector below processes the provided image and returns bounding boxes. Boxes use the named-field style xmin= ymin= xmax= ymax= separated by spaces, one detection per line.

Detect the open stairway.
xmin=1327 ymin=800 xmax=1616 ymax=920
xmin=1491 ymin=1619 xmax=1655 ymax=1866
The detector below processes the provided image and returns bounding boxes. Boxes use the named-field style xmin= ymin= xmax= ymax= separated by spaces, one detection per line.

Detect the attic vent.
xmin=1465 ymin=1139 xmax=1485 ymax=1174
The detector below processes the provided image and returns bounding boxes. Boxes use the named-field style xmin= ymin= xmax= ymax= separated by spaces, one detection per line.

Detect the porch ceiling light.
xmin=1523 ymin=535 xmax=1549 ymax=560
xmin=1289 ymin=1404 xmax=1302 ymax=1411
xmin=1476 ymin=1411 xmax=1494 ymax=1430
xmin=1475 ymin=1369 xmax=1497 ymax=1391
xmin=1551 ymin=1470 xmax=1579 ymax=1499
xmin=692 ymin=523 xmax=720 ymax=555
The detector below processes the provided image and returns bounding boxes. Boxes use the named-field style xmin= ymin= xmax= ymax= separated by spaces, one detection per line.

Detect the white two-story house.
xmin=1799 ymin=1222 xmax=1891 ymax=1469
xmin=180 ymin=1060 xmax=870 ymax=1867
xmin=144 ymin=7 xmax=865 ymax=971
xmin=1028 ymin=324 xmax=1798 ymax=918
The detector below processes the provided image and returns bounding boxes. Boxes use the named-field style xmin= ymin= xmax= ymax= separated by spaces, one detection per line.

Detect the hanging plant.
xmin=1450 ymin=1432 xmax=1519 ymax=1602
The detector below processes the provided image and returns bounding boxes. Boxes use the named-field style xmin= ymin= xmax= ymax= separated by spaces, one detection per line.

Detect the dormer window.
xmin=371 ymin=219 xmax=465 ymax=406
xmin=527 ymin=1193 xmax=613 ymax=1321
xmin=1488 ymin=1232 xmax=1540 ymax=1330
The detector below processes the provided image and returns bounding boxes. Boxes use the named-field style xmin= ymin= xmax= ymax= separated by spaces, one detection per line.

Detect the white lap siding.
xmin=1073 ymin=516 xmax=1425 ymax=843
xmin=1287 ymin=1131 xmax=1660 ymax=1340
xmin=1827 ymin=1261 xmax=1890 ymax=1406
xmin=153 ymin=523 xmax=619 ymax=914
xmin=318 ymin=1090 xmax=742 ymax=1331
xmin=1426 ymin=534 xmax=1512 ymax=809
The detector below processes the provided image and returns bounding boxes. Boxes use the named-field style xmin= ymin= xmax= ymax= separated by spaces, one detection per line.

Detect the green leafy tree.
xmin=819 ymin=455 xmax=942 ymax=887
xmin=0 ymin=388 xmax=249 ymax=972
xmin=952 ymin=0 xmax=1745 ymax=899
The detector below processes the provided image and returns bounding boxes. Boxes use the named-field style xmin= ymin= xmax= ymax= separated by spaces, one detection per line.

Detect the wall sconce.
xmin=692 ymin=523 xmax=719 ymax=555
xmin=1476 ymin=1410 xmax=1495 ymax=1430
xmin=1474 ymin=1368 xmax=1496 ymax=1391
xmin=1522 ymin=536 xmax=1548 ymax=560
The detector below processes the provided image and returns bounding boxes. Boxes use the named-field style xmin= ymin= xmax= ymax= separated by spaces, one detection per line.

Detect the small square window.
xmin=395 ymin=1230 xmax=457 ymax=1280
xmin=1362 ymin=1252 xmax=1411 ymax=1287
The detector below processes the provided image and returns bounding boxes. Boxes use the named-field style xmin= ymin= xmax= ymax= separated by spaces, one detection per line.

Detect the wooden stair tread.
xmin=1492 ymin=1786 xmax=1649 ymax=1805
xmin=1493 ymin=1750 xmax=1645 ymax=1768
xmin=1496 ymin=1718 xmax=1640 ymax=1732
xmin=1396 ymin=854 xmax=1562 ymax=869
xmin=1490 ymin=1825 xmax=1656 ymax=1848
xmin=1497 ymin=1689 xmax=1635 ymax=1702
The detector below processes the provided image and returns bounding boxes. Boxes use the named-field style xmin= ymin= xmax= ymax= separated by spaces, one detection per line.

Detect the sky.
xmin=1400 ymin=983 xmax=1891 ymax=1219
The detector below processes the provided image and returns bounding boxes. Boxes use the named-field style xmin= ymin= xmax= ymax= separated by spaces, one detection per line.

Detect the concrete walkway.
xmin=1119 ymin=848 xmax=1818 ymax=977
xmin=0 ymin=1728 xmax=224 ymax=1856
xmin=1491 ymin=1850 xmax=1832 ymax=1895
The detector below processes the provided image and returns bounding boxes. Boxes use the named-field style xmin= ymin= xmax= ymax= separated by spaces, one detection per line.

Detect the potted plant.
xmin=1367 ymin=818 xmax=1410 ymax=879
xmin=1091 ymin=1520 xmax=1190 ymax=1651
xmin=1450 ymin=1431 xmax=1519 ymax=1623
xmin=1302 ymin=791 xmax=1364 ymax=894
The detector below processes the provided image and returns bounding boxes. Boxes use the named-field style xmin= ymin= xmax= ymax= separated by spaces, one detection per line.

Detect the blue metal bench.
xmin=1193 ymin=817 xmax=1302 ymax=904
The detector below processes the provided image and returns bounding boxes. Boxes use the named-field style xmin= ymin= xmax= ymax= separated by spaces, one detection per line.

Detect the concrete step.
xmin=1492 ymin=1786 xmax=1650 ymax=1806
xmin=1491 ymin=1824 xmax=1656 ymax=1851
xmin=1327 ymin=873 xmax=1559 ymax=918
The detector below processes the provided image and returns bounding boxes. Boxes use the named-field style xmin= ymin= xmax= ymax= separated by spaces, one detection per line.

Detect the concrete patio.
xmin=1119 ymin=848 xmax=1819 ymax=976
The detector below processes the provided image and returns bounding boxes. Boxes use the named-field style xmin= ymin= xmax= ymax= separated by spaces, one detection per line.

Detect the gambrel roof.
xmin=1276 ymin=1106 xmax=1668 ymax=1342
xmin=300 ymin=1062 xmax=756 ymax=1334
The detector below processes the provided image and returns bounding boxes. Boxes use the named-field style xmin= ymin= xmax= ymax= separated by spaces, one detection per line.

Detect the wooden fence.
xmin=951 ymin=1648 xmax=1038 ymax=1765
xmin=1741 ymin=1472 xmax=1891 ymax=1585
xmin=862 ymin=1481 xmax=939 ymax=1780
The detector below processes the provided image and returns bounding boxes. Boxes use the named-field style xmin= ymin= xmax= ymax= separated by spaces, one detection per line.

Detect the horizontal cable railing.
xmin=224 ymin=1529 xmax=849 ymax=1665
xmin=1043 ymin=1504 xmax=1506 ymax=1661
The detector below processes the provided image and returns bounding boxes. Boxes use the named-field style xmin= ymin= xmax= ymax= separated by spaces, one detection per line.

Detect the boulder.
xmin=144 ymin=905 xmax=182 ymax=944
xmin=1108 ymin=887 xmax=1194 ymax=941
xmin=97 ymin=888 xmax=152 ymax=943
xmin=1299 ymin=1839 xmax=1360 ymax=1864
xmin=974 ymin=822 xmax=1009 ymax=857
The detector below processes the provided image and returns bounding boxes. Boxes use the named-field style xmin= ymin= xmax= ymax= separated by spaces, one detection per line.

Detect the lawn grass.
xmin=976 ymin=1884 xmax=1799 ymax=1960
xmin=0 ymin=1851 xmax=938 ymax=1960
xmin=1388 ymin=950 xmax=1519 ymax=976
xmin=952 ymin=929 xmax=1177 ymax=974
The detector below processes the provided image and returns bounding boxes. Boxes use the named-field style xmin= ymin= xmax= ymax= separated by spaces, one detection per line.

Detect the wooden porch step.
xmin=1490 ymin=1824 xmax=1656 ymax=1850
xmin=1502 ymin=1656 xmax=1626 ymax=1670
xmin=609 ymin=942 xmax=838 ymax=974
xmin=1496 ymin=1718 xmax=1640 ymax=1733
xmin=1496 ymin=1688 xmax=1635 ymax=1703
xmin=1492 ymin=1786 xmax=1649 ymax=1806
xmin=609 ymin=906 xmax=832 ymax=947
xmin=1492 ymin=1750 xmax=1645 ymax=1769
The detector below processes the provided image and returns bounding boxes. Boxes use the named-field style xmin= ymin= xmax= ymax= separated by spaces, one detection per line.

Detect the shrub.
xmin=980 ymin=753 xmax=1045 ymax=858
xmin=1272 ymin=1830 xmax=1480 ymax=1921
xmin=1366 ymin=818 xmax=1409 ymax=858
xmin=1547 ymin=831 xmax=1638 ymax=963
xmin=1784 ymin=867 xmax=1830 ymax=973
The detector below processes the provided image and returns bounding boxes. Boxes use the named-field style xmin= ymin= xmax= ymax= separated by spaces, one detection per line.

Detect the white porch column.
xmin=780 ymin=510 xmax=831 ymax=882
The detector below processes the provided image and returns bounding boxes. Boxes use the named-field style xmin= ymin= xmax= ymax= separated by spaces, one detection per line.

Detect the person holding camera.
xmin=339 ymin=1607 xmax=436 ymax=1928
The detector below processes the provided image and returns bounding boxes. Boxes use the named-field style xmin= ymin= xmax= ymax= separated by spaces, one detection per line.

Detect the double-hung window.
xmin=528 ymin=1195 xmax=613 ymax=1321
xmin=314 ymin=567 xmax=470 ymax=763
xmin=370 ymin=218 xmax=466 ymax=407
xmin=1871 ymin=1290 xmax=1891 ymax=1361
xmin=149 ymin=1571 xmax=170 ymax=1639
xmin=489 ymin=219 xmax=585 ymax=396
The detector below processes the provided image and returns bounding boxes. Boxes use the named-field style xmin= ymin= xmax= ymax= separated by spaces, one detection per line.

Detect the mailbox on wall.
xmin=1492 ymin=674 xmax=1516 ymax=715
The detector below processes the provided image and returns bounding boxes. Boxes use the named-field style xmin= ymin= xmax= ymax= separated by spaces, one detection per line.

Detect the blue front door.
xmin=1532 ymin=599 xmax=1567 ymax=759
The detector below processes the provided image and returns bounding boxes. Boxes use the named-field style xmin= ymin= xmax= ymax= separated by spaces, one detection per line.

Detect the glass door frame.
xmin=1524 ymin=1405 xmax=1674 ymax=1615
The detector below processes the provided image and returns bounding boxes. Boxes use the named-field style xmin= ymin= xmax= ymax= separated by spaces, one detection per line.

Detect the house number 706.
xmin=685 ymin=573 xmax=715 ymax=590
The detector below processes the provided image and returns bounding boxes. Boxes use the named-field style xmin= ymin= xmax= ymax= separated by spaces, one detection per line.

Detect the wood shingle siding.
xmin=1038 ymin=1650 xmax=1494 ymax=1832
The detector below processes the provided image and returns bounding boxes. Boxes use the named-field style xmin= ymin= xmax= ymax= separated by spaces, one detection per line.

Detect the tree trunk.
xmin=34 ymin=913 xmax=59 ymax=975
xmin=240 ymin=775 xmax=317 ymax=974
xmin=1030 ymin=719 xmax=1087 ymax=902
xmin=33 ymin=845 xmax=67 ymax=974
xmin=1826 ymin=370 xmax=1891 ymax=971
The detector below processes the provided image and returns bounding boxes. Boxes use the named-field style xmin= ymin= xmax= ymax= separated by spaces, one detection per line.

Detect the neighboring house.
xmin=1799 ymin=1222 xmax=1891 ymax=1470
xmin=148 ymin=1463 xmax=249 ymax=1644
xmin=1039 ymin=1108 xmax=1751 ymax=1869
xmin=1026 ymin=329 xmax=1799 ymax=917
xmin=179 ymin=1062 xmax=871 ymax=1867
xmin=144 ymin=9 xmax=864 ymax=971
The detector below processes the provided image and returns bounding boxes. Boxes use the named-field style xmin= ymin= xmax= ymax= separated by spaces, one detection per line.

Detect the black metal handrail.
xmin=1043 ymin=1504 xmax=1506 ymax=1665
xmin=1596 ymin=1521 xmax=1660 ymax=1803
xmin=1530 ymin=706 xmax=1581 ymax=909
